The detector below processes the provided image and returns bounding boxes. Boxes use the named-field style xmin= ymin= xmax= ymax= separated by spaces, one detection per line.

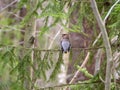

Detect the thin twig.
xmin=92 ymin=0 xmax=120 ymax=45
xmin=0 ymin=45 xmax=104 ymax=51
xmin=92 ymin=32 xmax=102 ymax=46
xmin=0 ymin=0 xmax=18 ymax=13
xmin=0 ymin=26 xmax=24 ymax=32
xmin=38 ymin=80 xmax=102 ymax=90
xmin=7 ymin=11 xmax=23 ymax=19
xmin=103 ymin=0 xmax=120 ymax=23
xmin=69 ymin=52 xmax=90 ymax=84
xmin=48 ymin=25 xmax=62 ymax=49
xmin=99 ymin=75 xmax=105 ymax=83
xmin=0 ymin=29 xmax=25 ymax=32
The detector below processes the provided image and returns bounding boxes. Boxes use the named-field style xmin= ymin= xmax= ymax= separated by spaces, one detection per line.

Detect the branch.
xmin=92 ymin=0 xmax=120 ymax=45
xmin=90 ymin=0 xmax=113 ymax=90
xmin=38 ymin=80 xmax=102 ymax=90
xmin=0 ymin=0 xmax=18 ymax=13
xmin=48 ymin=25 xmax=62 ymax=49
xmin=92 ymin=32 xmax=102 ymax=46
xmin=7 ymin=11 xmax=23 ymax=19
xmin=0 ymin=26 xmax=24 ymax=32
xmin=103 ymin=0 xmax=120 ymax=23
xmin=94 ymin=49 xmax=102 ymax=75
xmin=69 ymin=52 xmax=90 ymax=84
xmin=0 ymin=45 xmax=104 ymax=51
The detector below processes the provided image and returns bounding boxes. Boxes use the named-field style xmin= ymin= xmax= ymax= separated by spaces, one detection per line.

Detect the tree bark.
xmin=90 ymin=0 xmax=113 ymax=90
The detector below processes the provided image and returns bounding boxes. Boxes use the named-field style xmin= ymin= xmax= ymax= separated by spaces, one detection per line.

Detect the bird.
xmin=61 ymin=34 xmax=71 ymax=53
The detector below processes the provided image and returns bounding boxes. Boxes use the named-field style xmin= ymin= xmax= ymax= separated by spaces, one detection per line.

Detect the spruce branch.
xmin=38 ymin=80 xmax=103 ymax=90
xmin=77 ymin=66 xmax=93 ymax=78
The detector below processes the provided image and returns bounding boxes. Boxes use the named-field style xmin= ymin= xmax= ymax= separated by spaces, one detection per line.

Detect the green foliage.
xmin=107 ymin=4 xmax=120 ymax=38
xmin=70 ymin=73 xmax=104 ymax=90
xmin=0 ymin=81 xmax=9 ymax=90
xmin=38 ymin=0 xmax=65 ymax=18
xmin=0 ymin=18 xmax=13 ymax=26
xmin=70 ymin=84 xmax=94 ymax=90
xmin=49 ymin=51 xmax=63 ymax=81
xmin=0 ymin=46 xmax=63 ymax=90
xmin=0 ymin=0 xmax=120 ymax=90
xmin=77 ymin=66 xmax=93 ymax=79
xmin=106 ymin=3 xmax=120 ymax=52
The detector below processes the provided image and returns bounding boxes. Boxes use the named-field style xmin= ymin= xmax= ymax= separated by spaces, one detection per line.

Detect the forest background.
xmin=0 ymin=0 xmax=120 ymax=90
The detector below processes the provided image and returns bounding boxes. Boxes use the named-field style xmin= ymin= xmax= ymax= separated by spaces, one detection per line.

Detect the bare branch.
xmin=94 ymin=49 xmax=102 ymax=75
xmin=0 ymin=0 xmax=18 ymax=13
xmin=92 ymin=32 xmax=102 ymax=46
xmin=69 ymin=52 xmax=90 ymax=84
xmin=90 ymin=0 xmax=113 ymax=90
xmin=104 ymin=0 xmax=120 ymax=23
xmin=48 ymin=25 xmax=62 ymax=49
xmin=7 ymin=11 xmax=23 ymax=19
xmin=0 ymin=26 xmax=24 ymax=32
xmin=92 ymin=0 xmax=120 ymax=45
